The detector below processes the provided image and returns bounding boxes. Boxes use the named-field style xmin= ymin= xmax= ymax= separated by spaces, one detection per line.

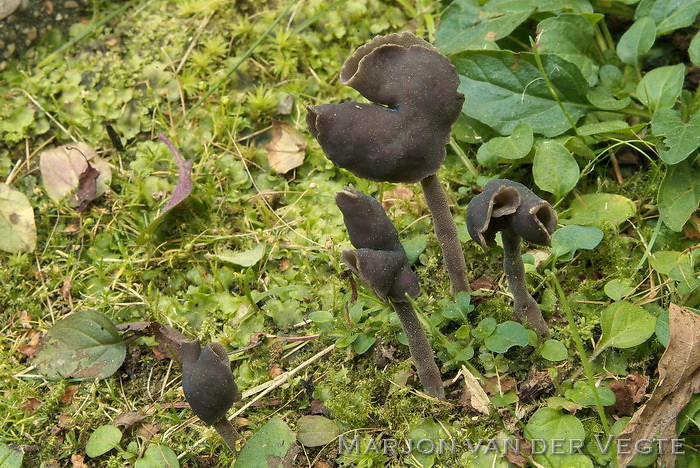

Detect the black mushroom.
xmin=181 ymin=340 xmax=242 ymax=451
xmin=308 ymin=32 xmax=470 ymax=294
xmin=336 ymin=185 xmax=445 ymax=399
xmin=466 ymin=179 xmax=558 ymax=336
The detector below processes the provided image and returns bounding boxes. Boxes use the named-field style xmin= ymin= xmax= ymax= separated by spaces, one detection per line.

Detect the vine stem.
xmin=549 ymin=272 xmax=618 ymax=467
xmin=392 ymin=300 xmax=445 ymax=400
xmin=501 ymin=228 xmax=550 ymax=336
xmin=420 ymin=174 xmax=471 ymax=294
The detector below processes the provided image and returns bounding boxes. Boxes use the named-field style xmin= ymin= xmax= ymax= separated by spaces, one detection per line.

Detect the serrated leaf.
xmin=537 ymin=14 xmax=599 ymax=85
xmin=563 ymin=193 xmax=637 ymax=227
xmin=551 ymin=225 xmax=603 ymax=259
xmin=435 ymin=0 xmax=534 ymax=54
xmin=651 ymin=109 xmax=700 ymax=165
xmin=86 ymin=425 xmax=122 ymax=458
xmin=596 ymin=301 xmax=656 ymax=352
xmin=34 ymin=310 xmax=127 ymax=379
xmin=635 ymin=0 xmax=700 ymax=35
xmin=453 ymin=50 xmax=590 ymax=137
xmin=484 ymin=122 xmax=533 ymax=160
xmin=296 ymin=416 xmax=340 ymax=447
xmin=636 ymin=64 xmax=685 ymax=113
xmin=484 ymin=321 xmax=529 ymax=353
xmin=533 ymin=141 xmax=579 ymax=198
xmin=0 ymin=184 xmax=36 ymax=253
xmin=208 ymin=244 xmax=265 ymax=267
xmin=134 ymin=445 xmax=179 ymax=468
xmin=658 ymin=161 xmax=700 ymax=231
xmin=234 ymin=417 xmax=296 ymax=468
xmin=616 ymin=16 xmax=656 ymax=65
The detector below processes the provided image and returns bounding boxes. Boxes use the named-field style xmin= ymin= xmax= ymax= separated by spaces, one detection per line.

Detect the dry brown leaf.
xmin=39 ymin=143 xmax=111 ymax=208
xmin=617 ymin=304 xmax=700 ymax=468
xmin=20 ymin=397 xmax=42 ymax=414
xmin=113 ymin=411 xmax=147 ymax=430
xmin=460 ymin=366 xmax=490 ymax=415
xmin=59 ymin=385 xmax=79 ymax=405
xmin=70 ymin=454 xmax=88 ymax=468
xmin=266 ymin=121 xmax=306 ymax=174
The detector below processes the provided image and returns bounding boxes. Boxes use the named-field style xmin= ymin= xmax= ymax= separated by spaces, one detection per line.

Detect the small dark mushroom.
xmin=181 ymin=340 xmax=242 ymax=451
xmin=466 ymin=179 xmax=557 ymax=336
xmin=308 ymin=32 xmax=470 ymax=294
xmin=336 ymin=186 xmax=445 ymax=399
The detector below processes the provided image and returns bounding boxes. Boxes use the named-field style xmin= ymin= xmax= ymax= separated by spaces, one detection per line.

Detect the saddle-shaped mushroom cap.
xmin=307 ymin=32 xmax=465 ymax=183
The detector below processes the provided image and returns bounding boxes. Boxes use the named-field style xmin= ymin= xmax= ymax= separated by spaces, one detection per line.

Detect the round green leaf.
xmin=597 ymin=301 xmax=656 ymax=351
xmin=604 ymin=279 xmax=635 ymax=301
xmin=533 ymin=141 xmax=579 ymax=199
xmin=525 ymin=407 xmax=585 ymax=442
xmin=564 ymin=193 xmax=636 ymax=227
xmin=401 ymin=235 xmax=428 ymax=265
xmin=472 ymin=317 xmax=497 ymax=340
xmin=484 ymin=321 xmax=529 ymax=354
xmin=636 ymin=64 xmax=685 ymax=113
xmin=551 ymin=225 xmax=604 ymax=259
xmin=484 ymin=122 xmax=534 ymax=160
xmin=616 ymin=16 xmax=656 ymax=65
xmin=352 ymin=333 xmax=376 ymax=355
xmin=234 ymin=417 xmax=295 ymax=468
xmin=86 ymin=425 xmax=122 ymax=458
xmin=134 ymin=445 xmax=179 ymax=468
xmin=34 ymin=310 xmax=127 ymax=379
xmin=690 ymin=33 xmax=700 ymax=67
xmin=0 ymin=183 xmax=36 ymax=253
xmin=207 ymin=244 xmax=265 ymax=267
xmin=658 ymin=162 xmax=700 ymax=232
xmin=564 ymin=381 xmax=617 ymax=406
xmin=296 ymin=416 xmax=340 ymax=447
xmin=655 ymin=310 xmax=670 ymax=347
xmin=540 ymin=339 xmax=568 ymax=361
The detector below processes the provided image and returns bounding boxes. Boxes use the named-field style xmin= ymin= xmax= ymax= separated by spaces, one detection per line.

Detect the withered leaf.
xmin=617 ymin=304 xmax=700 ymax=468
xmin=113 ymin=411 xmax=147 ymax=430
xmin=459 ymin=366 xmax=490 ymax=415
xmin=39 ymin=143 xmax=111 ymax=208
xmin=266 ymin=121 xmax=306 ymax=174
xmin=136 ymin=134 xmax=193 ymax=244
xmin=116 ymin=321 xmax=187 ymax=362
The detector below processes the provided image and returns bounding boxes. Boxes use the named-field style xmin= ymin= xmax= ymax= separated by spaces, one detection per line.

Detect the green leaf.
xmin=208 ymin=244 xmax=265 ymax=267
xmin=651 ymin=109 xmax=700 ymax=165
xmin=658 ymin=161 xmax=700 ymax=231
xmin=435 ymin=0 xmax=534 ymax=54
xmin=472 ymin=317 xmax=498 ymax=340
xmin=604 ymin=279 xmax=635 ymax=301
xmin=537 ymin=14 xmax=599 ymax=85
xmin=296 ymin=416 xmax=340 ymax=447
xmin=533 ymin=141 xmax=580 ymax=198
xmin=525 ymin=407 xmax=585 ymax=447
xmin=0 ymin=445 xmax=23 ymax=468
xmin=0 ymin=184 xmax=36 ymax=253
xmin=649 ymin=250 xmax=687 ymax=276
xmin=234 ymin=417 xmax=296 ymax=468
xmin=352 ymin=333 xmax=376 ymax=355
xmin=587 ymin=86 xmax=632 ymax=111
xmin=616 ymin=16 xmax=656 ymax=65
xmin=564 ymin=381 xmax=617 ymax=406
xmin=401 ymin=235 xmax=428 ymax=265
xmin=551 ymin=225 xmax=603 ymax=260
xmin=540 ymin=339 xmax=568 ymax=361
xmin=86 ymin=425 xmax=123 ymax=458
xmin=577 ymin=120 xmax=633 ymax=136
xmin=690 ymin=33 xmax=700 ymax=66
xmin=484 ymin=321 xmax=529 ymax=353
xmin=636 ymin=64 xmax=685 ymax=113
xmin=34 ymin=310 xmax=127 ymax=379
xmin=655 ymin=310 xmax=670 ymax=347
xmin=635 ymin=0 xmax=700 ymax=35
xmin=564 ymin=193 xmax=637 ymax=227
xmin=134 ymin=445 xmax=179 ymax=468
xmin=597 ymin=301 xmax=656 ymax=352
xmin=484 ymin=122 xmax=534 ymax=160
xmin=453 ymin=50 xmax=590 ymax=137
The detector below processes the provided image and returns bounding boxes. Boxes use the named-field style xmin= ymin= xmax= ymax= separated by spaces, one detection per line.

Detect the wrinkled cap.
xmin=336 ymin=186 xmax=420 ymax=302
xmin=466 ymin=179 xmax=557 ymax=250
xmin=181 ymin=340 xmax=240 ymax=425
xmin=307 ymin=32 xmax=465 ymax=183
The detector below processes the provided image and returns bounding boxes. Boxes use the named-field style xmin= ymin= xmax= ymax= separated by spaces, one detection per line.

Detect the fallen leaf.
xmin=18 ymin=331 xmax=42 ymax=359
xmin=518 ymin=368 xmax=554 ymax=402
xmin=617 ymin=304 xmax=700 ymax=467
xmin=116 ymin=321 xmax=187 ymax=362
xmin=484 ymin=376 xmax=517 ymax=396
xmin=459 ymin=366 xmax=490 ymax=415
xmin=113 ymin=411 xmax=147 ymax=430
xmin=265 ymin=121 xmax=306 ymax=174
xmin=19 ymin=311 xmax=32 ymax=329
xmin=59 ymin=385 xmax=79 ymax=405
xmin=296 ymin=415 xmax=339 ymax=447
xmin=70 ymin=454 xmax=88 ymax=468
xmin=135 ymin=423 xmax=160 ymax=441
xmin=39 ymin=143 xmax=111 ymax=208
xmin=136 ymin=134 xmax=193 ymax=244
xmin=0 ymin=183 xmax=37 ymax=253
xmin=19 ymin=397 xmax=42 ymax=414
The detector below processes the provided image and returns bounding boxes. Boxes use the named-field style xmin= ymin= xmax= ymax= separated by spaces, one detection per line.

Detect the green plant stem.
xmin=392 ymin=300 xmax=445 ymax=400
xmin=213 ymin=418 xmax=242 ymax=452
xmin=420 ymin=174 xmax=471 ymax=294
xmin=501 ymin=228 xmax=550 ymax=336
xmin=449 ymin=137 xmax=479 ymax=178
xmin=549 ymin=272 xmax=618 ymax=467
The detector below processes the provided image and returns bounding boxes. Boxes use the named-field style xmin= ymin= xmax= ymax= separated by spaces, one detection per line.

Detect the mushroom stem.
xmin=501 ymin=228 xmax=550 ymax=336
xmin=420 ymin=174 xmax=471 ymax=294
xmin=212 ymin=418 xmax=242 ymax=453
xmin=391 ymin=299 xmax=445 ymax=400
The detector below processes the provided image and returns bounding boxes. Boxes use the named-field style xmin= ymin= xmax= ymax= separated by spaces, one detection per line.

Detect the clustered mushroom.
xmin=307 ymin=32 xmax=470 ymax=294
xmin=336 ymin=185 xmax=445 ymax=399
xmin=181 ymin=340 xmax=242 ymax=452
xmin=466 ymin=179 xmax=557 ymax=336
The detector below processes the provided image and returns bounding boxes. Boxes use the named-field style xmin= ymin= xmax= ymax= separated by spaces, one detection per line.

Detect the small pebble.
xmin=44 ymin=1 xmax=54 ymax=15
xmin=64 ymin=0 xmax=78 ymax=8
